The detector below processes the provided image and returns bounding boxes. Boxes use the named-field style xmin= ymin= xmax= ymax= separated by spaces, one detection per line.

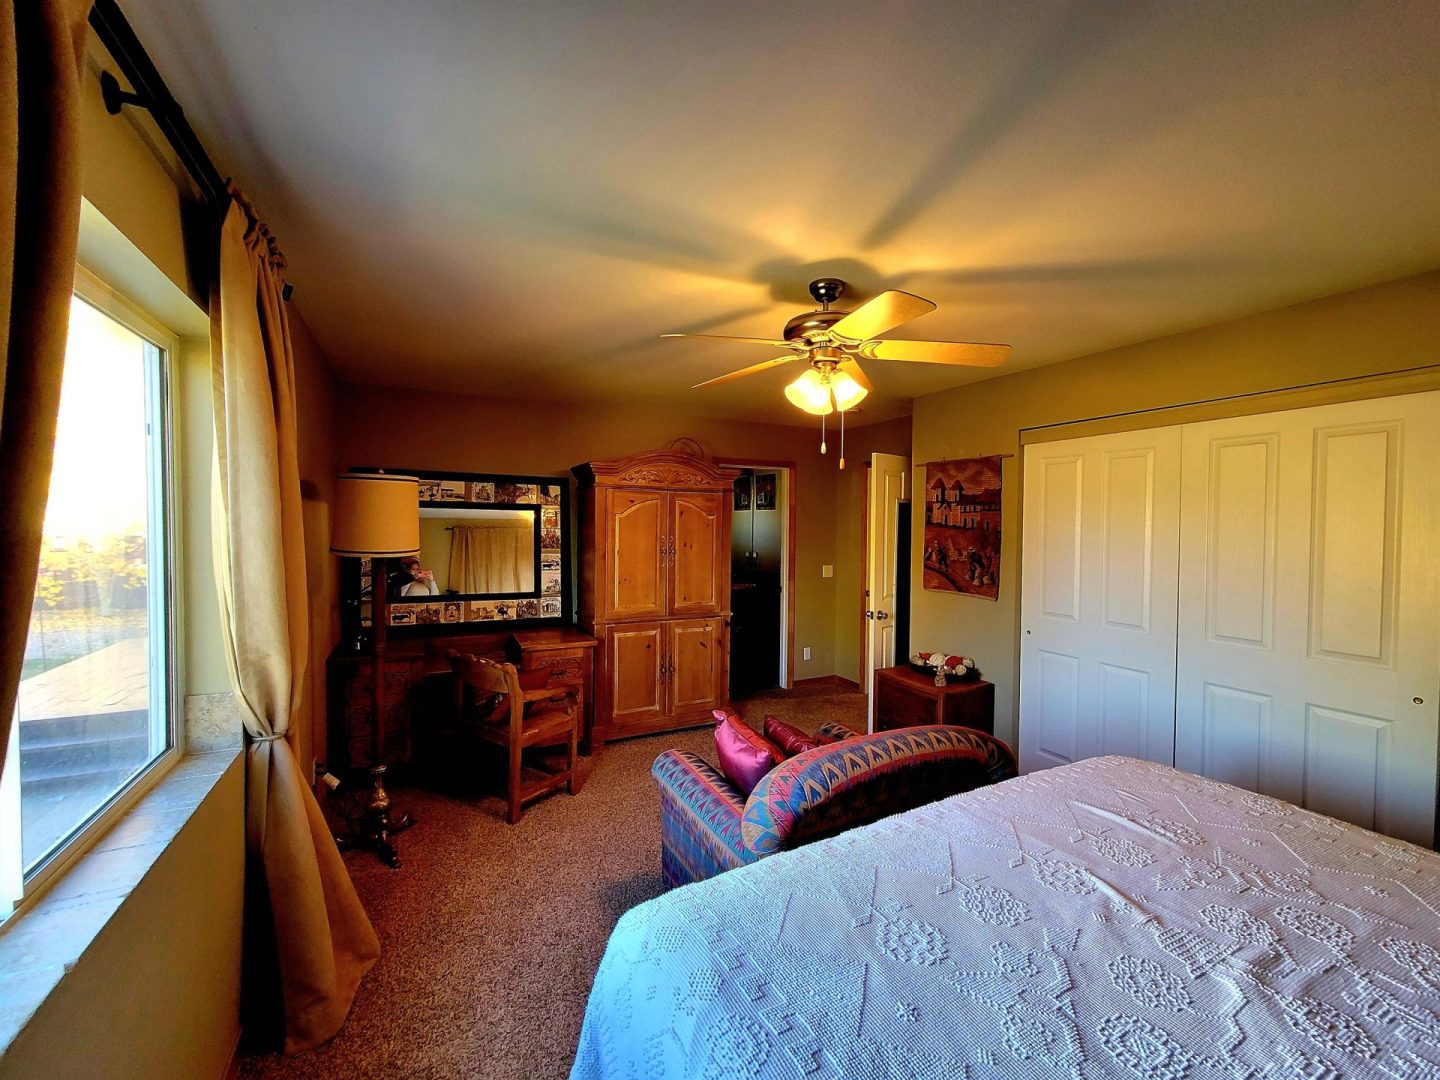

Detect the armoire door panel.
xmin=667 ymin=618 xmax=724 ymax=715
xmin=670 ymin=492 xmax=725 ymax=616
xmin=1176 ymin=391 xmax=1439 ymax=845
xmin=606 ymin=622 xmax=665 ymax=724
xmin=605 ymin=490 xmax=666 ymax=619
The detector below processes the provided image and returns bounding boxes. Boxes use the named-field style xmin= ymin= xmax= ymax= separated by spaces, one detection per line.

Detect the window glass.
xmin=10 ymin=294 xmax=171 ymax=877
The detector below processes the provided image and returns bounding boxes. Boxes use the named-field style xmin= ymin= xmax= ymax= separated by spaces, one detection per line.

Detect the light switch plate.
xmin=803 ymin=647 xmax=812 ymax=661
xmin=821 ymin=564 xmax=833 ymax=578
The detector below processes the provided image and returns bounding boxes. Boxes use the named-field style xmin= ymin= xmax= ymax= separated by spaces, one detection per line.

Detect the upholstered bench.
xmin=652 ymin=720 xmax=1017 ymax=887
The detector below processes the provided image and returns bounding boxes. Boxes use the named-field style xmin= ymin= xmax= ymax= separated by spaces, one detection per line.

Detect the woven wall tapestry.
xmin=923 ymin=456 xmax=1002 ymax=599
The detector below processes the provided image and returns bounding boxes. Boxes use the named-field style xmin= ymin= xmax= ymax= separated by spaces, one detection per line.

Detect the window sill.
xmin=0 ymin=748 xmax=241 ymax=1054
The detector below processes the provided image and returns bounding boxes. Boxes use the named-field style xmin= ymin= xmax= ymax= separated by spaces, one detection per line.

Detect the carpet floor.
xmin=239 ymin=684 xmax=865 ymax=1080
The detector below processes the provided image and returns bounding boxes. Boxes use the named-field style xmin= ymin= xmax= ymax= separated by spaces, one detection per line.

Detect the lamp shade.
xmin=828 ymin=369 xmax=868 ymax=412
xmin=330 ymin=473 xmax=420 ymax=557
xmin=784 ymin=368 xmax=834 ymax=415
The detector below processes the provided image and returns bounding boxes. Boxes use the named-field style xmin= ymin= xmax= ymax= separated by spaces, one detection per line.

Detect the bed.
xmin=571 ymin=756 xmax=1440 ymax=1079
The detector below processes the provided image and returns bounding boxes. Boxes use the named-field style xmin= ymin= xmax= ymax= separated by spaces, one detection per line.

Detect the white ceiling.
xmin=123 ymin=1 xmax=1440 ymax=427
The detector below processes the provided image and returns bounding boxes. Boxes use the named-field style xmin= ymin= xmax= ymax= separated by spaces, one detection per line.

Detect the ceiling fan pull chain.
xmin=820 ymin=411 xmax=827 ymax=455
xmin=839 ymin=407 xmax=846 ymax=470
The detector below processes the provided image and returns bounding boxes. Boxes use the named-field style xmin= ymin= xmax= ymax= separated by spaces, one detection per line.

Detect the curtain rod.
xmin=88 ymin=0 xmax=293 ymax=300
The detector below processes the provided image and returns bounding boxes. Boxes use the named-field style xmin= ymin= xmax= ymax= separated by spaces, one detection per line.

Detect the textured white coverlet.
xmin=571 ymin=756 xmax=1440 ymax=1079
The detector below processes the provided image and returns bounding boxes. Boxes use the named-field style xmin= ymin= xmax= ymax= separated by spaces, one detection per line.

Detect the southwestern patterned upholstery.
xmin=653 ymin=724 xmax=1017 ymax=887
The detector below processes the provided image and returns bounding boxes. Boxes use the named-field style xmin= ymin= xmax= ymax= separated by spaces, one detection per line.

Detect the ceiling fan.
xmin=663 ymin=277 xmax=1011 ymax=467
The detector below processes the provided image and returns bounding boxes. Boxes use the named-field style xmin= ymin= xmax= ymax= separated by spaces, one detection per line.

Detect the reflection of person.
xmin=394 ymin=555 xmax=439 ymax=596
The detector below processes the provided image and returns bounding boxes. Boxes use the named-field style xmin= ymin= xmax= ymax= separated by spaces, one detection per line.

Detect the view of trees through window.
xmin=6 ymin=294 xmax=170 ymax=880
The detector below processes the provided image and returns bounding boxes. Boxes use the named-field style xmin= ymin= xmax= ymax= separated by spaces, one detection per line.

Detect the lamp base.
xmin=335 ymin=764 xmax=415 ymax=869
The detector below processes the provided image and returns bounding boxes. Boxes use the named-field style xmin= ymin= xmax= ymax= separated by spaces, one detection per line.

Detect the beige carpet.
xmin=240 ymin=684 xmax=865 ymax=1080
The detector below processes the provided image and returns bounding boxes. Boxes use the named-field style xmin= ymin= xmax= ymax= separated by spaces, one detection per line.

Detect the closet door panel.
xmin=1175 ymin=392 xmax=1440 ymax=844
xmin=1020 ymin=427 xmax=1182 ymax=773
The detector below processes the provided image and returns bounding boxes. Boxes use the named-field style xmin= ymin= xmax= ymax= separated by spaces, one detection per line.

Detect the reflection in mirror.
xmin=391 ymin=507 xmax=537 ymax=599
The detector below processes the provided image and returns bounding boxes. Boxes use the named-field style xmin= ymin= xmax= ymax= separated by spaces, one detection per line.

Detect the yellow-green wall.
xmin=1 ymin=30 xmax=338 ymax=1080
xmin=910 ymin=269 xmax=1440 ymax=750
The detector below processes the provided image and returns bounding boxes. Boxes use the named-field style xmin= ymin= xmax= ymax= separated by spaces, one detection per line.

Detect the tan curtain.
xmin=448 ymin=522 xmax=529 ymax=593
xmin=0 ymin=0 xmax=89 ymax=768
xmin=211 ymin=193 xmax=378 ymax=1054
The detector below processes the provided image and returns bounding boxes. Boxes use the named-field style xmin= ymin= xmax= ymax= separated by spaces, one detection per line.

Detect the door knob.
xmin=875 ymin=611 xmax=890 ymax=621
xmin=865 ymin=610 xmax=874 ymax=620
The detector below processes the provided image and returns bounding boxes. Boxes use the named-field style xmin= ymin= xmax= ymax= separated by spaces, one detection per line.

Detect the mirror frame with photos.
xmin=346 ymin=468 xmax=571 ymax=633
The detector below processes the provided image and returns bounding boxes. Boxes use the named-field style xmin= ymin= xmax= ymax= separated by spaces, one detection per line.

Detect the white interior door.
xmin=1019 ymin=427 xmax=1182 ymax=773
xmin=1174 ymin=392 xmax=1440 ymax=845
xmin=865 ymin=452 xmax=909 ymax=731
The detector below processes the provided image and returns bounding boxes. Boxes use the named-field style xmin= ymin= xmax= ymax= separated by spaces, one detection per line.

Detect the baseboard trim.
xmin=794 ymin=674 xmax=861 ymax=692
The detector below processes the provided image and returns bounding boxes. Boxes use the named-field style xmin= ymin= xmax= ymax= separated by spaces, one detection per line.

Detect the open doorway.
xmin=862 ymin=452 xmax=911 ymax=730
xmin=719 ymin=461 xmax=793 ymax=697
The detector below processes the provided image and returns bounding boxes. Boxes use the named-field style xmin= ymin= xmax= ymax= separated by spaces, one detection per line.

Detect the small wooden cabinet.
xmin=575 ymin=450 xmax=738 ymax=744
xmin=874 ymin=665 xmax=995 ymax=734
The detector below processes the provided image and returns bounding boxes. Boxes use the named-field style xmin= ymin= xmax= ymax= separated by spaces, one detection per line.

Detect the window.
xmin=0 ymin=285 xmax=177 ymax=908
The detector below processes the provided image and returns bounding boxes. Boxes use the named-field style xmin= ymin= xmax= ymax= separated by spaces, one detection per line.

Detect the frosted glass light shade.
xmin=829 ymin=370 xmax=868 ymax=412
xmin=331 ymin=472 xmax=421 ymax=557
xmin=784 ymin=368 xmax=834 ymax=415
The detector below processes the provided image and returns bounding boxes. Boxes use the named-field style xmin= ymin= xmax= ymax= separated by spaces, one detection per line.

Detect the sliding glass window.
xmin=0 ymin=289 xmax=177 ymax=906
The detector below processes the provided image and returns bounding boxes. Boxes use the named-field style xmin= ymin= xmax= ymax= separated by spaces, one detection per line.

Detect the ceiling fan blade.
xmin=859 ymin=339 xmax=1011 ymax=367
xmin=838 ymin=358 xmax=872 ymax=392
xmin=662 ymin=332 xmax=799 ymax=350
xmin=691 ymin=356 xmax=795 ymax=389
xmin=827 ymin=290 xmax=936 ymax=344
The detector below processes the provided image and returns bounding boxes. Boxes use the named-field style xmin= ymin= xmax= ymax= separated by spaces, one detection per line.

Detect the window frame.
xmin=8 ymin=266 xmax=186 ymax=907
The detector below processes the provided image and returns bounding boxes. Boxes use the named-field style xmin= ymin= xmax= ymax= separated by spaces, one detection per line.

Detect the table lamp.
xmin=331 ymin=471 xmax=420 ymax=868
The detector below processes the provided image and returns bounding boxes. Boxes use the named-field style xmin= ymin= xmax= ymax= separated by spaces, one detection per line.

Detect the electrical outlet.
xmin=803 ymin=646 xmax=812 ymax=661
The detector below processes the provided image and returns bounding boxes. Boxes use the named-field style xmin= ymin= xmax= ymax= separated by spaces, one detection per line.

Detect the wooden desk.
xmin=327 ymin=626 xmax=598 ymax=772
xmin=873 ymin=665 xmax=994 ymax=734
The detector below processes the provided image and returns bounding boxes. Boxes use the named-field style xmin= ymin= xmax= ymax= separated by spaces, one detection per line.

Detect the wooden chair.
xmin=449 ymin=652 xmax=581 ymax=824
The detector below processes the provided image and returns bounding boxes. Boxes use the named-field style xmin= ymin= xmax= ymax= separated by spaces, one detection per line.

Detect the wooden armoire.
xmin=573 ymin=449 xmax=739 ymax=744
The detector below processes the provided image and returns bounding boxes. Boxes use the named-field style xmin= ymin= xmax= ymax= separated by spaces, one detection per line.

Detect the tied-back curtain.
xmin=211 ymin=192 xmax=378 ymax=1053
xmin=448 ymin=522 xmax=529 ymax=593
xmin=0 ymin=0 xmax=89 ymax=774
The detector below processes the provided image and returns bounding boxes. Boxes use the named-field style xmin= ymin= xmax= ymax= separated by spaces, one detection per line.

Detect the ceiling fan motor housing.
xmin=783 ymin=307 xmax=848 ymax=343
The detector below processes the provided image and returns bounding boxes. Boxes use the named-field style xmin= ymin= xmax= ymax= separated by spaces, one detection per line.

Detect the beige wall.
xmin=910 ymin=269 xmax=1440 ymax=749
xmin=0 ymin=760 xmax=244 ymax=1080
xmin=7 ymin=29 xmax=333 ymax=1080
xmin=336 ymin=384 xmax=873 ymax=680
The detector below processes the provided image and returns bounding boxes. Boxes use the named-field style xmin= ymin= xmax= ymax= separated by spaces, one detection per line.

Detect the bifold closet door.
xmin=1174 ymin=392 xmax=1440 ymax=845
xmin=1019 ymin=427 xmax=1182 ymax=773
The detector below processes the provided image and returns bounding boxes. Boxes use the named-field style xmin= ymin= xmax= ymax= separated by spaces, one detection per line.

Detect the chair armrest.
xmin=652 ymin=750 xmax=750 ymax=883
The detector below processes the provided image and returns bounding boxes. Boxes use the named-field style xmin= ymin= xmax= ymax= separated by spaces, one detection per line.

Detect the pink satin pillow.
xmin=763 ymin=716 xmax=819 ymax=758
xmin=714 ymin=714 xmax=784 ymax=795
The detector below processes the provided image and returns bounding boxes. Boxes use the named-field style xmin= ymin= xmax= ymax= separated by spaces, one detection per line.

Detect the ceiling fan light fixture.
xmin=829 ymin=369 xmax=868 ymax=412
xmin=784 ymin=368 xmax=834 ymax=415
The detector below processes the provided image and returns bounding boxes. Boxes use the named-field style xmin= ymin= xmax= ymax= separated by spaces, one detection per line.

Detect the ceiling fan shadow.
xmin=859 ymin=3 xmax=1143 ymax=251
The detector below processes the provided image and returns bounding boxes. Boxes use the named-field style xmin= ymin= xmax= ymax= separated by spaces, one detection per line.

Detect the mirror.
xmin=347 ymin=469 xmax=570 ymax=633
xmin=391 ymin=508 xmax=538 ymax=599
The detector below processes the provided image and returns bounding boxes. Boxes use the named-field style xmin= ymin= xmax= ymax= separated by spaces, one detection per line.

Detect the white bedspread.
xmin=571 ymin=756 xmax=1440 ymax=1079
